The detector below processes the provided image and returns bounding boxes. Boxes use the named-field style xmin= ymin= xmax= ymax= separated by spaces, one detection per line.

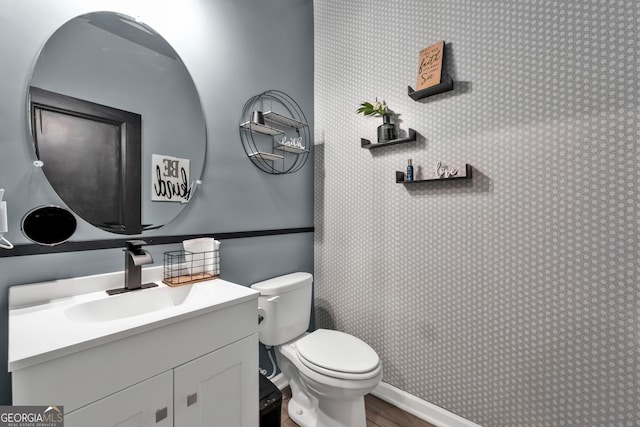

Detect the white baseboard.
xmin=371 ymin=382 xmax=482 ymax=427
xmin=270 ymin=375 xmax=480 ymax=427
xmin=270 ymin=373 xmax=289 ymax=390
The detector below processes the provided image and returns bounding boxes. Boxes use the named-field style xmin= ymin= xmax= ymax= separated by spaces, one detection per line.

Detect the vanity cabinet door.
xmin=65 ymin=370 xmax=173 ymax=427
xmin=174 ymin=333 xmax=259 ymax=427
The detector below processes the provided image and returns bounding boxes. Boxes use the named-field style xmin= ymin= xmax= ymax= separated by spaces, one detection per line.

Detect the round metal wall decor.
xmin=22 ymin=206 xmax=77 ymax=246
xmin=239 ymin=90 xmax=310 ymax=175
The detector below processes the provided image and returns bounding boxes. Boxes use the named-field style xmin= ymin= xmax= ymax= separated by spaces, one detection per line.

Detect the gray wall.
xmin=314 ymin=0 xmax=638 ymax=426
xmin=0 ymin=0 xmax=313 ymax=404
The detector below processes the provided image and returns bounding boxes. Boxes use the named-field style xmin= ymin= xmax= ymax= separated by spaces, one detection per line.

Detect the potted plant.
xmin=357 ymin=98 xmax=397 ymax=143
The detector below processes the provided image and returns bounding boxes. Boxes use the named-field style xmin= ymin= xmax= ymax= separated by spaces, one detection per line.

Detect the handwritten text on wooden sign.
xmin=416 ymin=40 xmax=444 ymax=91
xmin=152 ymin=154 xmax=190 ymax=202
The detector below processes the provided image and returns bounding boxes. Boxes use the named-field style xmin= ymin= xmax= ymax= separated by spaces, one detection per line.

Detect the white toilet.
xmin=251 ymin=272 xmax=382 ymax=427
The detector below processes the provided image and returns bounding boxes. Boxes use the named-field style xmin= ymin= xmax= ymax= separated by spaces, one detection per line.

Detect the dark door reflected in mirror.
xmin=28 ymin=11 xmax=207 ymax=234
xmin=31 ymin=87 xmax=143 ymax=234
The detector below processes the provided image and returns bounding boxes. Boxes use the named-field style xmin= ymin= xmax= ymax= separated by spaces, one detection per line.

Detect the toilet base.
xmin=288 ymin=391 xmax=367 ymax=427
xmin=288 ymin=395 xmax=317 ymax=427
xmin=316 ymin=394 xmax=367 ymax=427
xmin=300 ymin=371 xmax=369 ymax=427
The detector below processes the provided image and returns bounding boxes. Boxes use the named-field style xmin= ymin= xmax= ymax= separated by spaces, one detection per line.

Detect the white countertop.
xmin=8 ymin=267 xmax=258 ymax=372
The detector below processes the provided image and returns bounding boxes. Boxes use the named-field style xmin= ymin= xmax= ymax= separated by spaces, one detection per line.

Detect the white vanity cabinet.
xmin=9 ymin=274 xmax=259 ymax=427
xmin=64 ymin=334 xmax=257 ymax=427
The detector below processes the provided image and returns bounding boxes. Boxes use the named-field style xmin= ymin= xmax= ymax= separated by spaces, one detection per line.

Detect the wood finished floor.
xmin=280 ymin=387 xmax=436 ymax=427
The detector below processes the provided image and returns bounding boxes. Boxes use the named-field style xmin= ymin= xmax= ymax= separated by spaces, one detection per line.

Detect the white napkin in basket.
xmin=183 ymin=237 xmax=220 ymax=276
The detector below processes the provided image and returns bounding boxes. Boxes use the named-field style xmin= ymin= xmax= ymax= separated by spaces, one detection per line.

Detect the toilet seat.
xmin=295 ymin=329 xmax=380 ymax=380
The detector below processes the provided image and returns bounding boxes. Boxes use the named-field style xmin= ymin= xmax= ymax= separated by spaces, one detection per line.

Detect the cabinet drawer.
xmin=65 ymin=370 xmax=173 ymax=427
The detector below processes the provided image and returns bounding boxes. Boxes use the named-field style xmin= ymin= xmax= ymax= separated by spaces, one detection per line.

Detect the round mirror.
xmin=22 ymin=206 xmax=77 ymax=246
xmin=28 ymin=11 xmax=206 ymax=234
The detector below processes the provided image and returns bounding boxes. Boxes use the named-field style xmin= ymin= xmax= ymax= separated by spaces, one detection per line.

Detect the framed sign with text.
xmin=415 ymin=40 xmax=445 ymax=91
xmin=152 ymin=154 xmax=191 ymax=202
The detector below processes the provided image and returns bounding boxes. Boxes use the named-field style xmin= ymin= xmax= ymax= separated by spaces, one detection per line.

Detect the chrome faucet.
xmin=107 ymin=240 xmax=158 ymax=295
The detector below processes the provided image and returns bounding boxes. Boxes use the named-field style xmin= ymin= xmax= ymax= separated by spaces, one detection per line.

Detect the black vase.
xmin=377 ymin=115 xmax=397 ymax=143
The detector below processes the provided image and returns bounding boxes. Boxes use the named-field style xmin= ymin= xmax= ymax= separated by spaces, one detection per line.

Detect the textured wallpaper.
xmin=313 ymin=1 xmax=639 ymax=425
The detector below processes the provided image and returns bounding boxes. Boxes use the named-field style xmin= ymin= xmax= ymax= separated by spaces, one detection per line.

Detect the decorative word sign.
xmin=415 ymin=40 xmax=444 ymax=91
xmin=152 ymin=154 xmax=190 ymax=202
xmin=279 ymin=136 xmax=305 ymax=150
xmin=434 ymin=161 xmax=458 ymax=178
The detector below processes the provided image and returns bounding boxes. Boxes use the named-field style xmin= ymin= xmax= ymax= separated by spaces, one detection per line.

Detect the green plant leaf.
xmin=357 ymin=100 xmax=393 ymax=116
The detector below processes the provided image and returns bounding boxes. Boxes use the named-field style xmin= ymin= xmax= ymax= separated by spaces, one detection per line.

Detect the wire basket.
xmin=163 ymin=249 xmax=219 ymax=286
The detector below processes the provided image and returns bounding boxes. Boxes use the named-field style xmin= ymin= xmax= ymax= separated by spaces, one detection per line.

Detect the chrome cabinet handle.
xmin=187 ymin=392 xmax=198 ymax=407
xmin=156 ymin=407 xmax=168 ymax=423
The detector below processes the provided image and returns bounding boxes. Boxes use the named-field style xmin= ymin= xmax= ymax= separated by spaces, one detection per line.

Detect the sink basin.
xmin=65 ymin=285 xmax=191 ymax=323
xmin=8 ymin=267 xmax=259 ymax=372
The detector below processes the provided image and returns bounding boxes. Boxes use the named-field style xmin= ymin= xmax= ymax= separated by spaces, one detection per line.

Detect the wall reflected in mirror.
xmin=28 ymin=11 xmax=207 ymax=235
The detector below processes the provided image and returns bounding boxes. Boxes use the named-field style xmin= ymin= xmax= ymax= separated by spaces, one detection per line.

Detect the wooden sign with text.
xmin=415 ymin=40 xmax=445 ymax=91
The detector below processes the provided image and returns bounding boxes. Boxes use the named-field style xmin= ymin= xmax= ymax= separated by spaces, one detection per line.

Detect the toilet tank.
xmin=251 ymin=272 xmax=312 ymax=346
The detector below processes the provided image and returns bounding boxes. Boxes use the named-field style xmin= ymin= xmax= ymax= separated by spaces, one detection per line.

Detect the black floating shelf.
xmin=407 ymin=75 xmax=454 ymax=100
xmin=396 ymin=164 xmax=472 ymax=183
xmin=361 ymin=128 xmax=416 ymax=149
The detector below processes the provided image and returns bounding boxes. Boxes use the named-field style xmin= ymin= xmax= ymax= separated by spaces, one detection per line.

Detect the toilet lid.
xmin=295 ymin=329 xmax=379 ymax=374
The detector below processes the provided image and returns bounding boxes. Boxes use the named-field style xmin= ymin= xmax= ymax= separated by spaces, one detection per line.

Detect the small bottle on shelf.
xmin=407 ymin=159 xmax=414 ymax=182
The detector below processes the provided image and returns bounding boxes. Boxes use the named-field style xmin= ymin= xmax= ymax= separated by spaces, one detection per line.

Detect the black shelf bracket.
xmin=361 ymin=128 xmax=417 ymax=149
xmin=396 ymin=164 xmax=472 ymax=183
xmin=407 ymin=74 xmax=454 ymax=100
